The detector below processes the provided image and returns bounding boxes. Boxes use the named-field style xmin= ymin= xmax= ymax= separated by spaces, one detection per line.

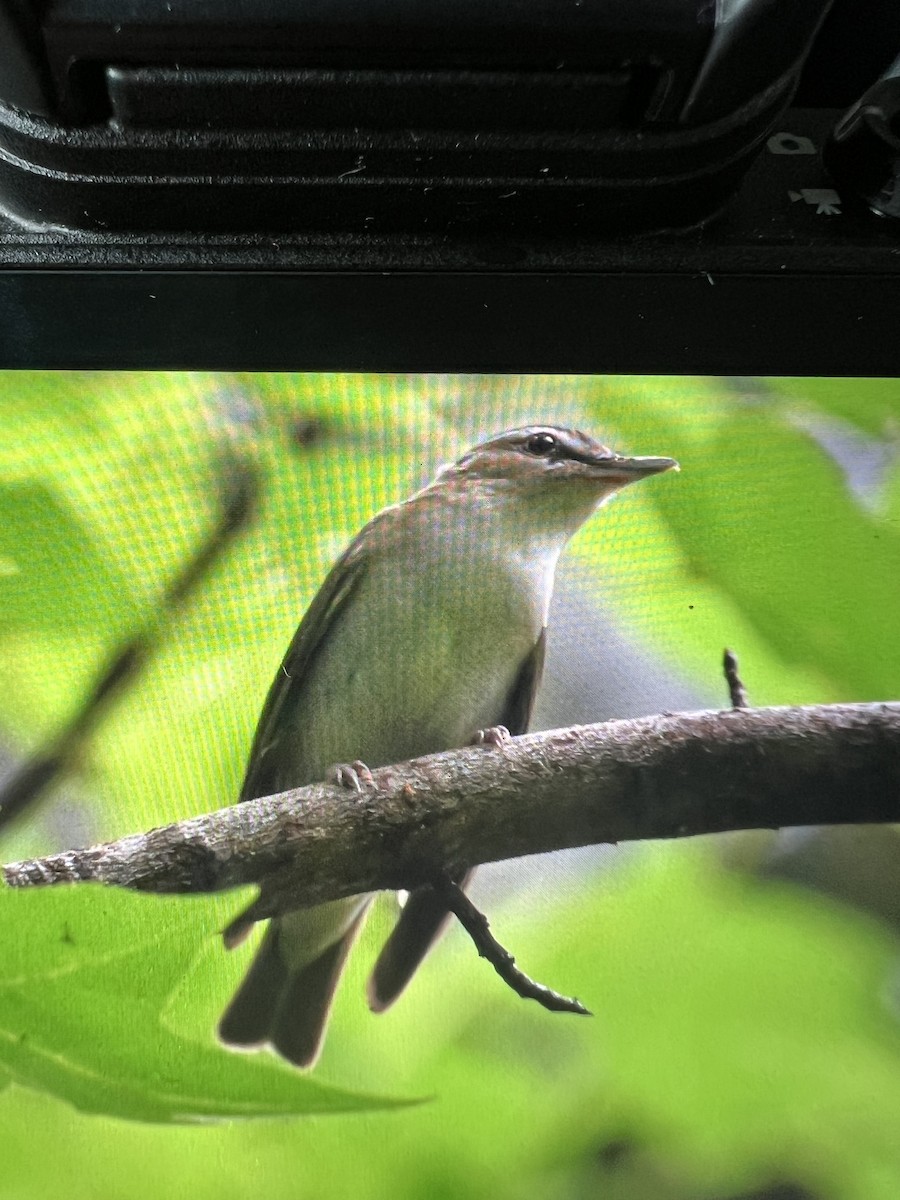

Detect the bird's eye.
xmin=525 ymin=432 xmax=557 ymax=456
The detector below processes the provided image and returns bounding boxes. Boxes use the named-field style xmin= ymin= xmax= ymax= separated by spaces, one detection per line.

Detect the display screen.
xmin=1 ymin=372 xmax=898 ymax=1199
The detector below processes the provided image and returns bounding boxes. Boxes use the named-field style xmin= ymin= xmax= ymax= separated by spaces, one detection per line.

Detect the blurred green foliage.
xmin=0 ymin=373 xmax=899 ymax=1199
xmin=0 ymin=885 xmax=395 ymax=1120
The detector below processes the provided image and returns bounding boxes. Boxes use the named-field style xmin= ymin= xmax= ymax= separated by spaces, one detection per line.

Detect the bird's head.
xmin=438 ymin=426 xmax=678 ymax=537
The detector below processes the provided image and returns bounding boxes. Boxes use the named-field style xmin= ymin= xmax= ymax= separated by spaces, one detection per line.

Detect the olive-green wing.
xmin=367 ymin=627 xmax=547 ymax=1011
xmin=221 ymin=522 xmax=378 ymax=1061
xmin=221 ymin=521 xmax=373 ymax=944
xmin=238 ymin=530 xmax=373 ymax=803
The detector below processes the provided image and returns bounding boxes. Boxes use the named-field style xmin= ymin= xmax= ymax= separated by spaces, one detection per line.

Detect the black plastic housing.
xmin=0 ymin=0 xmax=833 ymax=234
xmin=0 ymin=0 xmax=898 ymax=377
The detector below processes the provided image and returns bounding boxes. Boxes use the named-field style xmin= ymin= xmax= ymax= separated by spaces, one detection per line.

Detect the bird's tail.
xmin=367 ymin=870 xmax=473 ymax=1012
xmin=219 ymin=897 xmax=370 ymax=1068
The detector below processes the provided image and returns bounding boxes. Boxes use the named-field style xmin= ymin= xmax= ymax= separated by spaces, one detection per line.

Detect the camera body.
xmin=0 ymin=0 xmax=898 ymax=373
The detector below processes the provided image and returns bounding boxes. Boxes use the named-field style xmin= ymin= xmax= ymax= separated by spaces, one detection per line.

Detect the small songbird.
xmin=218 ymin=425 xmax=677 ymax=1067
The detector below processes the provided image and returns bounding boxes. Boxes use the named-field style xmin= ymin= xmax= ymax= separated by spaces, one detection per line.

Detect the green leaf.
xmin=0 ymin=885 xmax=407 ymax=1122
xmin=585 ymin=379 xmax=900 ymax=702
xmin=0 ymin=483 xmax=137 ymax=633
xmin=413 ymin=849 xmax=900 ymax=1200
xmin=766 ymin=377 xmax=900 ymax=438
xmin=672 ymin=413 xmax=900 ymax=699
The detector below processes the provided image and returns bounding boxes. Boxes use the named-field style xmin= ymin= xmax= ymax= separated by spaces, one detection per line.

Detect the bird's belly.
xmin=282 ymin=573 xmax=539 ymax=783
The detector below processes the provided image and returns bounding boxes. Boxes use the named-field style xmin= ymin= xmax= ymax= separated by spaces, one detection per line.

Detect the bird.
xmin=218 ymin=425 xmax=677 ymax=1067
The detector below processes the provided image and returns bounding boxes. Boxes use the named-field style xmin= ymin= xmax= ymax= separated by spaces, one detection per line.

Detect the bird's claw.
xmin=473 ymin=725 xmax=511 ymax=748
xmin=329 ymin=759 xmax=375 ymax=793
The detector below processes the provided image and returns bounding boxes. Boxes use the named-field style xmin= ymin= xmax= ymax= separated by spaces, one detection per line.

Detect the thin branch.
xmin=430 ymin=871 xmax=590 ymax=1015
xmin=4 ymin=703 xmax=899 ymax=922
xmin=723 ymin=648 xmax=748 ymax=709
xmin=0 ymin=457 xmax=258 ymax=835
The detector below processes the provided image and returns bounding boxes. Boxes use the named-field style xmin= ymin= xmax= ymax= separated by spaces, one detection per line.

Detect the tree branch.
xmin=4 ymin=703 xmax=899 ymax=923
xmin=430 ymin=871 xmax=591 ymax=1015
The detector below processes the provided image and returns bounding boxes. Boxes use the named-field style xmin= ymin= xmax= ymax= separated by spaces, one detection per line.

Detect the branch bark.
xmin=430 ymin=871 xmax=591 ymax=1015
xmin=4 ymin=703 xmax=899 ymax=923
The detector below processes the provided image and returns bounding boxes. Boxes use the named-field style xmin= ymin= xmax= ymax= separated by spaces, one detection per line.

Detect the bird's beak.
xmin=586 ymin=454 xmax=679 ymax=483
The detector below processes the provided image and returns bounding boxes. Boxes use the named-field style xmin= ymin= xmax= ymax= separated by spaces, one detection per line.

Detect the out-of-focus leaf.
xmin=766 ymin=377 xmax=900 ymax=438
xmin=0 ymin=885 xmax=406 ymax=1122
xmin=585 ymin=379 xmax=900 ymax=701
xmin=3 ymin=846 xmax=900 ymax=1199
xmin=353 ymin=849 xmax=900 ymax=1200
xmin=668 ymin=414 xmax=900 ymax=699
xmin=0 ymin=482 xmax=142 ymax=739
xmin=0 ymin=484 xmax=136 ymax=633
xmin=540 ymin=852 xmax=900 ymax=1184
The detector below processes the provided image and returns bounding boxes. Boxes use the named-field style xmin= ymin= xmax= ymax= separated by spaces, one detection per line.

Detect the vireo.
xmin=219 ymin=425 xmax=677 ymax=1067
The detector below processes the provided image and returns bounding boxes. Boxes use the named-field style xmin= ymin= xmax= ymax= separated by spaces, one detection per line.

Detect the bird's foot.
xmin=328 ymin=759 xmax=375 ymax=793
xmin=473 ymin=725 xmax=511 ymax=748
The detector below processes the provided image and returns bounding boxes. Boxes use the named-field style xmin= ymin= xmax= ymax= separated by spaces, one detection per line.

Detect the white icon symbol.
xmin=768 ymin=132 xmax=816 ymax=155
xmin=788 ymin=188 xmax=842 ymax=215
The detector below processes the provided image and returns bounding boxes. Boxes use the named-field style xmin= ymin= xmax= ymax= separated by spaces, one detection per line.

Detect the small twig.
xmin=0 ymin=456 xmax=259 ymax=835
xmin=430 ymin=870 xmax=590 ymax=1016
xmin=723 ymin=648 xmax=748 ymax=709
xmin=166 ymin=454 xmax=257 ymax=608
